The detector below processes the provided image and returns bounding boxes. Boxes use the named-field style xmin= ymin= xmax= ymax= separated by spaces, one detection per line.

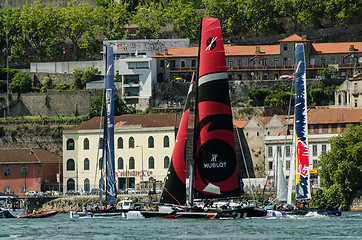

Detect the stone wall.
xmin=30 ymin=72 xmax=74 ymax=86
xmin=0 ymin=90 xmax=102 ymax=117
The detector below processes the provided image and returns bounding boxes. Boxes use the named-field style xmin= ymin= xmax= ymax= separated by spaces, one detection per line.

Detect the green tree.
xmin=88 ymin=91 xmax=128 ymax=118
xmin=9 ymin=72 xmax=33 ymax=93
xmin=243 ymin=0 xmax=278 ymax=35
xmin=73 ymin=67 xmax=100 ymax=89
xmin=311 ymin=124 xmax=362 ymax=209
xmin=133 ymin=2 xmax=166 ymax=39
xmin=97 ymin=1 xmax=130 ymax=40
xmin=19 ymin=1 xmax=61 ymax=61
xmin=202 ymin=0 xmax=240 ymax=36
xmin=59 ymin=0 xmax=100 ymax=59
xmin=0 ymin=8 xmax=27 ymax=63
xmin=248 ymin=88 xmax=271 ymax=106
xmin=165 ymin=0 xmax=202 ymax=41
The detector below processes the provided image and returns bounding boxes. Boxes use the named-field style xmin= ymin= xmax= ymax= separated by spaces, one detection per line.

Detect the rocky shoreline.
xmin=39 ymin=194 xmax=158 ymax=213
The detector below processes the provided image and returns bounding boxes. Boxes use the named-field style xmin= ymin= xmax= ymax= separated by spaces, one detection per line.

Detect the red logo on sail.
xmin=206 ymin=37 xmax=217 ymax=51
xmin=296 ymin=141 xmax=309 ymax=177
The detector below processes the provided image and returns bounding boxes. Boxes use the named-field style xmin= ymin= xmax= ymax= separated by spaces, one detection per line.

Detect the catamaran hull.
xmin=70 ymin=210 xmax=127 ymax=218
xmin=266 ymin=209 xmax=341 ymax=217
xmin=127 ymin=207 xmax=266 ymax=219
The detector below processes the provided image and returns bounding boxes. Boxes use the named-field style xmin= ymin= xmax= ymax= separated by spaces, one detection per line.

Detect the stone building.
xmin=335 ymin=73 xmax=362 ymax=108
xmin=153 ymin=34 xmax=362 ymax=82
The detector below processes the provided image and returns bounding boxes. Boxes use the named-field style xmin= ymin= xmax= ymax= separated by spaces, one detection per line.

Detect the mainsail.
xmin=290 ymin=43 xmax=311 ymax=201
xmin=193 ymin=18 xmax=241 ymax=199
xmin=160 ymin=74 xmax=195 ymax=205
xmin=100 ymin=46 xmax=117 ymax=203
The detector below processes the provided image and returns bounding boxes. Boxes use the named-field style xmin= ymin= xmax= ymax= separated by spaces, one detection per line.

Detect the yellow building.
xmin=62 ymin=114 xmax=177 ymax=193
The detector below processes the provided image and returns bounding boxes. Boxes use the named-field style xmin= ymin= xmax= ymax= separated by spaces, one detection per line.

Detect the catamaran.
xmin=127 ymin=18 xmax=266 ymax=219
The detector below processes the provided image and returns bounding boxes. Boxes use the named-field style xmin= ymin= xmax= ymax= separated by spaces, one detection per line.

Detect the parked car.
xmin=24 ymin=191 xmax=39 ymax=197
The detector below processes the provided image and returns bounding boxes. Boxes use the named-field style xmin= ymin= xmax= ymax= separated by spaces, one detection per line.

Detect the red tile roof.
xmin=279 ymin=34 xmax=304 ymax=42
xmin=311 ymin=42 xmax=362 ymax=54
xmin=0 ymin=148 xmax=60 ymax=165
xmin=73 ymin=114 xmax=178 ymax=130
xmin=256 ymin=116 xmax=273 ymax=125
xmin=233 ymin=120 xmax=248 ymax=128
xmin=307 ymin=108 xmax=362 ymax=124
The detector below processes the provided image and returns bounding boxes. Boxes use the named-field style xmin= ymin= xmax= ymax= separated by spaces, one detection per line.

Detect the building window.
xmin=268 ymin=161 xmax=273 ymax=170
xmin=124 ymin=75 xmax=139 ymax=84
xmin=191 ymin=59 xmax=196 ymax=67
xmin=99 ymin=158 xmax=103 ymax=170
xmin=118 ymin=157 xmax=124 ymax=170
xmin=84 ymin=178 xmax=90 ymax=192
xmin=129 ymin=137 xmax=135 ymax=148
xmin=268 ymin=146 xmax=273 ymax=158
xmin=128 ymin=61 xmax=149 ymax=69
xmin=99 ymin=138 xmax=104 ymax=149
xmin=66 ymin=139 xmax=75 ymax=150
xmin=84 ymin=158 xmax=90 ymax=170
xmin=312 ymin=145 xmax=317 ymax=156
xmin=160 ymin=59 xmax=165 ymax=68
xmin=4 ymin=167 xmax=10 ymax=177
xmin=286 ymin=146 xmax=291 ymax=157
xmin=67 ymin=159 xmax=75 ymax=171
xmin=67 ymin=178 xmax=75 ymax=191
xmin=83 ymin=138 xmax=89 ymax=150
xmin=310 ymin=125 xmax=314 ymax=133
xmin=328 ymin=124 xmax=332 ymax=133
xmin=164 ymin=156 xmax=170 ymax=169
xmin=319 ymin=125 xmax=323 ymax=134
xmin=321 ymin=57 xmax=326 ymax=65
xmin=129 ymin=157 xmax=135 ymax=169
xmin=228 ymin=60 xmax=232 ymax=67
xmin=286 ymin=161 xmax=290 ymax=170
xmin=322 ymin=144 xmax=327 ymax=152
xmin=4 ymin=186 xmax=11 ymax=193
xmin=283 ymin=58 xmax=288 ymax=65
xmin=149 ymin=157 xmax=155 ymax=169
xmin=118 ymin=137 xmax=123 ymax=149
xmin=148 ymin=136 xmax=154 ymax=148
xmin=21 ymin=186 xmax=27 ymax=193
xmin=21 ymin=166 xmax=27 ymax=177
xmin=283 ymin=43 xmax=288 ymax=51
xmin=313 ymin=160 xmax=318 ymax=169
xmin=274 ymin=58 xmax=278 ymax=66
xmin=277 ymin=146 xmax=282 ymax=157
xmin=163 ymin=136 xmax=169 ymax=148
xmin=181 ymin=60 xmax=185 ymax=68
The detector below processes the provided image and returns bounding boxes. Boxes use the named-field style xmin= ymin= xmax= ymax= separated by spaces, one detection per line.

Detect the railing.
xmin=169 ymin=63 xmax=361 ymax=72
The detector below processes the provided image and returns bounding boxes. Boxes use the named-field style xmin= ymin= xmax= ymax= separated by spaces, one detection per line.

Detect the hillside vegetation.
xmin=1 ymin=0 xmax=362 ymax=65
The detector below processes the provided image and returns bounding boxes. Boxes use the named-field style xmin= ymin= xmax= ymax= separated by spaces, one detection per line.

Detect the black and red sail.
xmin=193 ymin=18 xmax=241 ymax=199
xmin=160 ymin=75 xmax=195 ymax=205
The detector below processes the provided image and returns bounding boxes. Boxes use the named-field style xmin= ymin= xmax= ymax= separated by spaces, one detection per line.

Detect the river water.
xmin=1 ymin=212 xmax=361 ymax=240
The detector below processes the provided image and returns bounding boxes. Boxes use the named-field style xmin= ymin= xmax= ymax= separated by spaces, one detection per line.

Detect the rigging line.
xmin=232 ymin=109 xmax=256 ymax=205
xmin=162 ymin=187 xmax=183 ymax=209
xmin=93 ymin=77 xmax=106 ymax=204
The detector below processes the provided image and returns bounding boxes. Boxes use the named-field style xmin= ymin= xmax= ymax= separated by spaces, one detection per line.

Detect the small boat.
xmin=127 ymin=18 xmax=266 ymax=220
xmin=17 ymin=210 xmax=58 ymax=218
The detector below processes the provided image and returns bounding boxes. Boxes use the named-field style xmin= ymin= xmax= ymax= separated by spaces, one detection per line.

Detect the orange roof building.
xmin=153 ymin=34 xmax=361 ymax=83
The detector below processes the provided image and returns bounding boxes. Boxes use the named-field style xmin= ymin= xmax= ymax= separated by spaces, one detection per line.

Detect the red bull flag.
xmin=293 ymin=43 xmax=311 ymax=200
